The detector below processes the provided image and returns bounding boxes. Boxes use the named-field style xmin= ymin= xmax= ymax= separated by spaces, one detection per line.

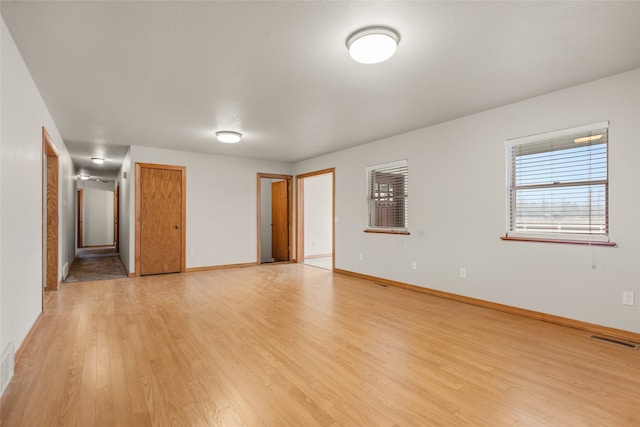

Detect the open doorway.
xmin=77 ymin=180 xmax=116 ymax=249
xmin=296 ymin=168 xmax=334 ymax=270
xmin=257 ymin=173 xmax=292 ymax=264
xmin=68 ymin=179 xmax=126 ymax=283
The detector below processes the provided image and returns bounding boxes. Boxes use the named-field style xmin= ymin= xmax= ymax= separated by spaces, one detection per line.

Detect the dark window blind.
xmin=367 ymin=161 xmax=408 ymax=230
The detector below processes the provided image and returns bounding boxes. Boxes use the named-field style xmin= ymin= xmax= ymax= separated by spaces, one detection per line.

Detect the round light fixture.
xmin=216 ymin=131 xmax=242 ymax=144
xmin=79 ymin=174 xmax=90 ymax=180
xmin=346 ymin=26 xmax=400 ymax=64
xmin=91 ymin=157 xmax=105 ymax=164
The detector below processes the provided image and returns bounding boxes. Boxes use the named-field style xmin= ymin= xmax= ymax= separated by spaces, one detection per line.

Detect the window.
xmin=505 ymin=121 xmax=609 ymax=243
xmin=366 ymin=160 xmax=408 ymax=232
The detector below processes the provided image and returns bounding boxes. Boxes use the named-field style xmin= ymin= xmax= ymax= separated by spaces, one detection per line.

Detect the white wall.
xmin=117 ymin=149 xmax=132 ymax=273
xmin=124 ymin=146 xmax=291 ymax=271
xmin=304 ymin=173 xmax=332 ymax=257
xmin=78 ymin=181 xmax=114 ymax=246
xmin=1 ymin=16 xmax=75 ymax=367
xmin=294 ymin=69 xmax=640 ymax=334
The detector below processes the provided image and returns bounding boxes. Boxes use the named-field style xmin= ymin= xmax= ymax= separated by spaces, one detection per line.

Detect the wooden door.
xmin=271 ymin=180 xmax=289 ymax=261
xmin=139 ymin=167 xmax=183 ymax=275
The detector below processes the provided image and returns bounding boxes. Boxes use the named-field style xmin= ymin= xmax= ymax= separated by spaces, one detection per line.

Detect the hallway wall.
xmin=122 ymin=146 xmax=291 ymax=272
xmin=1 ymin=15 xmax=76 ymax=379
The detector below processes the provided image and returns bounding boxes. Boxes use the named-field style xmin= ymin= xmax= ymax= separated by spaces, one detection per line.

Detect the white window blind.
xmin=366 ymin=160 xmax=408 ymax=231
xmin=506 ymin=122 xmax=609 ymax=241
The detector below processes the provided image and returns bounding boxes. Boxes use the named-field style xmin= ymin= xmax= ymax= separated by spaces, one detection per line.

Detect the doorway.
xmin=257 ymin=173 xmax=292 ymax=264
xmin=296 ymin=168 xmax=335 ymax=270
xmin=77 ymin=181 xmax=116 ymax=248
xmin=42 ymin=127 xmax=59 ymax=292
xmin=135 ymin=163 xmax=186 ymax=276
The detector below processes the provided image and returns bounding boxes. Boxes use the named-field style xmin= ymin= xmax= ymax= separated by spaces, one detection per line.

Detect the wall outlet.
xmin=623 ymin=291 xmax=635 ymax=306
xmin=189 ymin=250 xmax=195 ymax=257
xmin=459 ymin=267 xmax=467 ymax=279
xmin=359 ymin=253 xmax=363 ymax=261
xmin=412 ymin=261 xmax=417 ymax=270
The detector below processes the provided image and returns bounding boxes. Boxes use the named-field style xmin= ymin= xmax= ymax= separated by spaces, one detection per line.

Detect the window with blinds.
xmin=366 ymin=160 xmax=408 ymax=231
xmin=506 ymin=121 xmax=609 ymax=242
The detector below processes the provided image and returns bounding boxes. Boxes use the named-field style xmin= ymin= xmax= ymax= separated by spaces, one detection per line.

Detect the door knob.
xmin=175 ymin=225 xmax=180 ymax=229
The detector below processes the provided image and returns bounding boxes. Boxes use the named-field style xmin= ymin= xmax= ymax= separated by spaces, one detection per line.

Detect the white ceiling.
xmin=3 ymin=1 xmax=640 ymax=180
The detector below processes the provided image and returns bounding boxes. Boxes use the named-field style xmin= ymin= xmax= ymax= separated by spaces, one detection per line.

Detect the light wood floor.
xmin=2 ymin=264 xmax=639 ymax=426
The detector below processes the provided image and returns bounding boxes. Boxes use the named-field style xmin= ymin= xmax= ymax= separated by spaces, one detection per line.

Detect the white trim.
xmin=505 ymin=121 xmax=609 ymax=147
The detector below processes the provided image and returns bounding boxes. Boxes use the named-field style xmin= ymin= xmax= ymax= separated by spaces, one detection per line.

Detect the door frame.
xmin=257 ymin=173 xmax=293 ymax=264
xmin=42 ymin=127 xmax=59 ymax=293
xmin=295 ymin=168 xmax=335 ymax=270
xmin=114 ymin=185 xmax=119 ymax=252
xmin=77 ymin=188 xmax=84 ymax=248
xmin=135 ymin=162 xmax=187 ymax=276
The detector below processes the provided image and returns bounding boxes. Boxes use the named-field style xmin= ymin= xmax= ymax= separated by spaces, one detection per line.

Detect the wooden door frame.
xmin=114 ymin=185 xmax=119 ymax=252
xmin=77 ymin=188 xmax=84 ymax=248
xmin=42 ymin=127 xmax=59 ymax=293
xmin=295 ymin=168 xmax=335 ymax=270
xmin=135 ymin=163 xmax=187 ymax=277
xmin=257 ymin=173 xmax=293 ymax=264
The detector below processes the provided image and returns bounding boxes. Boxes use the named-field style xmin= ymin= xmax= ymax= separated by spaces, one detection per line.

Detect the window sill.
xmin=364 ymin=229 xmax=410 ymax=235
xmin=500 ymin=236 xmax=617 ymax=247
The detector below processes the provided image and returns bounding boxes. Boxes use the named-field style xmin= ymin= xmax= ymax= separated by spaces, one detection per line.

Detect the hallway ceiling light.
xmin=79 ymin=174 xmax=90 ymax=180
xmin=216 ymin=131 xmax=242 ymax=144
xmin=346 ymin=26 xmax=400 ymax=64
xmin=91 ymin=157 xmax=105 ymax=164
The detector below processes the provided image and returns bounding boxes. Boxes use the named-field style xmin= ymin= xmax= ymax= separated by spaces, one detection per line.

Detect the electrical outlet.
xmin=623 ymin=291 xmax=635 ymax=306
xmin=459 ymin=268 xmax=467 ymax=279
xmin=189 ymin=250 xmax=195 ymax=257
xmin=359 ymin=253 xmax=363 ymax=261
xmin=412 ymin=261 xmax=417 ymax=270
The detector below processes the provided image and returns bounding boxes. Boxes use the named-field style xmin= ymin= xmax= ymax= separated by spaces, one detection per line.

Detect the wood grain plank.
xmin=2 ymin=265 xmax=640 ymax=426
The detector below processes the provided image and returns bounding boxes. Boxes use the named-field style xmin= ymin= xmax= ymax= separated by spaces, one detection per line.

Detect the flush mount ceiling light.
xmin=79 ymin=174 xmax=90 ymax=180
xmin=346 ymin=26 xmax=400 ymax=64
xmin=216 ymin=131 xmax=242 ymax=144
xmin=91 ymin=157 xmax=105 ymax=164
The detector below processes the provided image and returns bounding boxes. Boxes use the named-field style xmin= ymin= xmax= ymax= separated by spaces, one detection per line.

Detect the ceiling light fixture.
xmin=91 ymin=157 xmax=105 ymax=164
xmin=79 ymin=174 xmax=90 ymax=180
xmin=216 ymin=131 xmax=242 ymax=144
xmin=346 ymin=26 xmax=400 ymax=64
xmin=574 ymin=134 xmax=604 ymax=144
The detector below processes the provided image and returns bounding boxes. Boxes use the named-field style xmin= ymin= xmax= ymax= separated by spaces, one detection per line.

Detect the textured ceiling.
xmin=2 ymin=1 xmax=640 ymax=179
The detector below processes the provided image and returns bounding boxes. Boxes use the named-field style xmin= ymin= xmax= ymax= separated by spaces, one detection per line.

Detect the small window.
xmin=366 ymin=160 xmax=408 ymax=232
xmin=505 ymin=122 xmax=609 ymax=243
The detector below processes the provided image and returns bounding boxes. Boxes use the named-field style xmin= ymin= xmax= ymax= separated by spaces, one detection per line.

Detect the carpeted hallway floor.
xmin=64 ymin=246 xmax=127 ymax=283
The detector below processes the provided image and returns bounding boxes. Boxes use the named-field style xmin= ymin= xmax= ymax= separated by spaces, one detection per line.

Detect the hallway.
xmin=64 ymin=246 xmax=127 ymax=283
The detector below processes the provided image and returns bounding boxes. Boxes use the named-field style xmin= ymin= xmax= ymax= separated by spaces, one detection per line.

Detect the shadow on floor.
xmin=64 ymin=246 xmax=127 ymax=283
